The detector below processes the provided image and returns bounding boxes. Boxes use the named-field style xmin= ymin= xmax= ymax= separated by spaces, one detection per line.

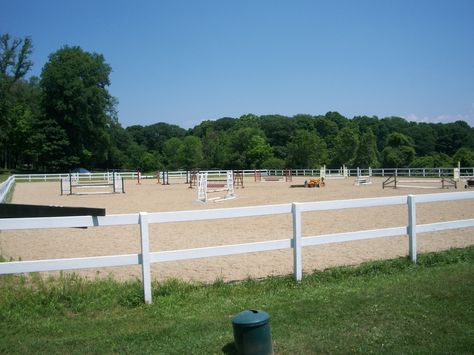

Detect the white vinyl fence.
xmin=0 ymin=176 xmax=16 ymax=203
xmin=13 ymin=171 xmax=138 ymax=182
xmin=1 ymin=191 xmax=474 ymax=304
xmin=11 ymin=166 xmax=474 ymax=183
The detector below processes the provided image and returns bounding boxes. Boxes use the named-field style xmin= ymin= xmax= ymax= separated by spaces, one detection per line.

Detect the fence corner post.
xmin=407 ymin=195 xmax=417 ymax=263
xmin=139 ymin=212 xmax=152 ymax=304
xmin=291 ymin=202 xmax=302 ymax=281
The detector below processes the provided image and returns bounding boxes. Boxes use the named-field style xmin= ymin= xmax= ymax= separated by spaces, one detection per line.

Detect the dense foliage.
xmin=1 ymin=33 xmax=474 ymax=172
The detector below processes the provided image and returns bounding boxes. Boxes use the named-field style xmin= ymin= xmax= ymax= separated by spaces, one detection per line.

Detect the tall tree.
xmin=353 ymin=129 xmax=379 ymax=168
xmin=201 ymin=129 xmax=229 ymax=169
xmin=286 ymin=129 xmax=328 ymax=168
xmin=162 ymin=137 xmax=183 ymax=170
xmin=227 ymin=127 xmax=272 ymax=169
xmin=435 ymin=121 xmax=474 ymax=155
xmin=453 ymin=148 xmax=474 ymax=167
xmin=0 ymin=33 xmax=34 ymax=169
xmin=314 ymin=116 xmax=339 ymax=143
xmin=405 ymin=123 xmax=437 ymax=156
xmin=245 ymin=135 xmax=273 ymax=168
xmin=178 ymin=136 xmax=203 ymax=170
xmin=39 ymin=46 xmax=115 ymax=168
xmin=382 ymin=132 xmax=416 ymax=167
xmin=127 ymin=122 xmax=186 ymax=153
xmin=34 ymin=119 xmax=76 ymax=171
xmin=331 ymin=127 xmax=359 ymax=168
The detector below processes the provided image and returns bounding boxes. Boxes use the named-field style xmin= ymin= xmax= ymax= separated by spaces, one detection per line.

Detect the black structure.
xmin=0 ymin=203 xmax=106 ymax=219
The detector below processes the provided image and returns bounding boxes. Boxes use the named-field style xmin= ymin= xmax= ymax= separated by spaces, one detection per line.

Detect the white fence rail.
xmin=11 ymin=166 xmax=474 ymax=183
xmin=13 ymin=171 xmax=138 ymax=182
xmin=1 ymin=191 xmax=474 ymax=304
xmin=0 ymin=176 xmax=16 ymax=203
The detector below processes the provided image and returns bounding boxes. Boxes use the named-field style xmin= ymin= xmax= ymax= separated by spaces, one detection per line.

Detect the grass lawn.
xmin=1 ymin=246 xmax=473 ymax=354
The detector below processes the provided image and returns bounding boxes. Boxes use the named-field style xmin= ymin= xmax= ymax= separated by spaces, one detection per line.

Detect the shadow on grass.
xmin=222 ymin=341 xmax=237 ymax=354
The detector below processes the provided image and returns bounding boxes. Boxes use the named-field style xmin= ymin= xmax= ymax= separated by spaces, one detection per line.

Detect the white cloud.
xmin=405 ymin=104 xmax=474 ymax=126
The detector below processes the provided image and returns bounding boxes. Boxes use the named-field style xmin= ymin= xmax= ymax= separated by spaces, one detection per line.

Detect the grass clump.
xmin=1 ymin=246 xmax=473 ymax=354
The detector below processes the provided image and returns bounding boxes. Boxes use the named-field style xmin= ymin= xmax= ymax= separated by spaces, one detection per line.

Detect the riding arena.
xmin=1 ymin=168 xmax=474 ymax=285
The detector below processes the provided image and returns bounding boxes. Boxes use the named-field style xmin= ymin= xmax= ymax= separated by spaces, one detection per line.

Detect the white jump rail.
xmin=1 ymin=191 xmax=474 ymax=304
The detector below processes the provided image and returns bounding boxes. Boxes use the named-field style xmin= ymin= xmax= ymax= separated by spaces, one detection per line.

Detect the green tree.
xmin=261 ymin=157 xmax=286 ymax=169
xmin=436 ymin=121 xmax=474 ymax=155
xmin=235 ymin=113 xmax=260 ymax=129
xmin=163 ymin=137 xmax=183 ymax=170
xmin=201 ymin=130 xmax=229 ymax=169
xmin=178 ymin=136 xmax=203 ymax=170
xmin=405 ymin=123 xmax=437 ymax=156
xmin=382 ymin=132 xmax=416 ymax=167
xmin=293 ymin=114 xmax=315 ymax=131
xmin=432 ymin=152 xmax=453 ymax=167
xmin=331 ymin=127 xmax=359 ymax=167
xmin=453 ymin=148 xmax=474 ymax=167
xmin=3 ymin=78 xmax=41 ymax=170
xmin=410 ymin=153 xmax=452 ymax=168
xmin=314 ymin=116 xmax=339 ymax=149
xmin=127 ymin=123 xmax=186 ymax=153
xmin=245 ymin=135 xmax=273 ymax=168
xmin=227 ymin=127 xmax=271 ymax=169
xmin=353 ymin=129 xmax=379 ymax=168
xmin=32 ymin=118 xmax=77 ymax=171
xmin=106 ymin=120 xmax=133 ymax=169
xmin=286 ymin=130 xmax=328 ymax=168
xmin=39 ymin=46 xmax=116 ymax=168
xmin=125 ymin=143 xmax=160 ymax=172
xmin=259 ymin=114 xmax=295 ymax=159
xmin=0 ymin=33 xmax=34 ymax=169
xmin=324 ymin=111 xmax=348 ymax=129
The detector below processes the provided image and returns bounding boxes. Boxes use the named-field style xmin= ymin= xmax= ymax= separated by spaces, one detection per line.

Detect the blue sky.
xmin=2 ymin=0 xmax=474 ymax=128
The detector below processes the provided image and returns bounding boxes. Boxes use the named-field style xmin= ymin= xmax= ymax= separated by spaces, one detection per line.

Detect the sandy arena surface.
xmin=1 ymin=176 xmax=473 ymax=282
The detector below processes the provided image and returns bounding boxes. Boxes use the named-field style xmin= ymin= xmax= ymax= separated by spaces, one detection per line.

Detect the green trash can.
xmin=232 ymin=309 xmax=272 ymax=355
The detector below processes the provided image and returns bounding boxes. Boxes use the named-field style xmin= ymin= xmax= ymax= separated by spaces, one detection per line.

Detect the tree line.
xmin=1 ymin=33 xmax=474 ymax=173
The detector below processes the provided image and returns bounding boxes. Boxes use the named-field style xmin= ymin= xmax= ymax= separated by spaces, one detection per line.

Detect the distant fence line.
xmin=1 ymin=190 xmax=474 ymax=304
xmin=9 ymin=166 xmax=474 ymax=183
xmin=2 ymin=167 xmax=473 ymax=203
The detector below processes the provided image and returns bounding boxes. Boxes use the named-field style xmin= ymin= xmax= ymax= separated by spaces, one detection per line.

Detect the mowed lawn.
xmin=1 ymin=246 xmax=473 ymax=354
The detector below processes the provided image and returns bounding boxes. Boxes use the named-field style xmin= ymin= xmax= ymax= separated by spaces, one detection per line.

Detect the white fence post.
xmin=407 ymin=195 xmax=417 ymax=263
xmin=292 ymin=202 xmax=302 ymax=281
xmin=139 ymin=212 xmax=152 ymax=304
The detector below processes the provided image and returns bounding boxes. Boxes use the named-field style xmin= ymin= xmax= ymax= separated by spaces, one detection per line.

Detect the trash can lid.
xmin=232 ymin=309 xmax=270 ymax=327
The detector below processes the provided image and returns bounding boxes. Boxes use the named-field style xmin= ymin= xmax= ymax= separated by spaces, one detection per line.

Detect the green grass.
xmin=1 ymin=246 xmax=474 ymax=354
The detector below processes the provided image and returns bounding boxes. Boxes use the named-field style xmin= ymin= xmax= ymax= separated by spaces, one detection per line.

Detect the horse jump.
xmin=156 ymin=171 xmax=170 ymax=185
xmin=233 ymin=170 xmax=245 ymax=188
xmin=197 ymin=171 xmax=235 ymax=203
xmin=255 ymin=169 xmax=292 ymax=182
xmin=61 ymin=172 xmax=125 ymax=195
xmin=320 ymin=165 xmax=348 ymax=180
xmin=383 ymin=175 xmax=457 ymax=189
xmin=354 ymin=167 xmax=373 ymax=186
